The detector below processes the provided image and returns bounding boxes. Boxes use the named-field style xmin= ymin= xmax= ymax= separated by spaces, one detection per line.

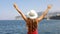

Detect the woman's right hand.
xmin=47 ymin=5 xmax=52 ymax=9
xmin=13 ymin=3 xmax=18 ymax=9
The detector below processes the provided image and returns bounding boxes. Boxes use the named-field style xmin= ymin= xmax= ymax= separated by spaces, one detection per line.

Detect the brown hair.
xmin=26 ymin=18 xmax=37 ymax=32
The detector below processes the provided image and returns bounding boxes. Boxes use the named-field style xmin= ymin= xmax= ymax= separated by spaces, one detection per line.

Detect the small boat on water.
xmin=47 ymin=18 xmax=50 ymax=20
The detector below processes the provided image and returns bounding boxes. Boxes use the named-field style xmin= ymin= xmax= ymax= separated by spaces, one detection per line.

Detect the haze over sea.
xmin=0 ymin=19 xmax=60 ymax=34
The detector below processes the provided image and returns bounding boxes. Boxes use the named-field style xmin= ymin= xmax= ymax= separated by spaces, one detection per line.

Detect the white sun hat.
xmin=27 ymin=10 xmax=38 ymax=19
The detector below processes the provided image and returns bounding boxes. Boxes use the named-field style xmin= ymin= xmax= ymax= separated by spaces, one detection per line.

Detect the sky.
xmin=0 ymin=0 xmax=60 ymax=20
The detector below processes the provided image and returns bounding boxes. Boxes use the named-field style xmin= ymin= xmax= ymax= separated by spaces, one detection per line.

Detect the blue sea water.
xmin=0 ymin=19 xmax=60 ymax=34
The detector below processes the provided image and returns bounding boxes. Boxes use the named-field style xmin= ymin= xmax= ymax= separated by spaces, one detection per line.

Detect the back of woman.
xmin=26 ymin=18 xmax=38 ymax=34
xmin=13 ymin=3 xmax=52 ymax=34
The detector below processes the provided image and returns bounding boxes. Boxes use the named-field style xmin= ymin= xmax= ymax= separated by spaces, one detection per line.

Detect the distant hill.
xmin=38 ymin=11 xmax=60 ymax=16
xmin=15 ymin=11 xmax=60 ymax=20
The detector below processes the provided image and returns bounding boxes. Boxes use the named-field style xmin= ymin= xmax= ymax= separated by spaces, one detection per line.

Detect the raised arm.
xmin=37 ymin=5 xmax=52 ymax=22
xmin=13 ymin=3 xmax=27 ymax=21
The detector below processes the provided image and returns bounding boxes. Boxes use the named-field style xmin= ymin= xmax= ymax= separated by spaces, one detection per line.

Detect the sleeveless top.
xmin=26 ymin=18 xmax=38 ymax=32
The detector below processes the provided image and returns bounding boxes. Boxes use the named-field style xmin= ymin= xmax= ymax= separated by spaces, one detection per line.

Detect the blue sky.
xmin=0 ymin=0 xmax=60 ymax=20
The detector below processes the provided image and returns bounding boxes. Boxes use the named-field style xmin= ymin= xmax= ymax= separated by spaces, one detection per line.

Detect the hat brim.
xmin=27 ymin=12 xmax=38 ymax=19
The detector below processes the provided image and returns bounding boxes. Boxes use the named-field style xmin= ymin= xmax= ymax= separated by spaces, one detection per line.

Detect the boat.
xmin=50 ymin=14 xmax=60 ymax=20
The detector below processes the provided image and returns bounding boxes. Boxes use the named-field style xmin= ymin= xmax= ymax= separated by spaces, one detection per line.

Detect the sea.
xmin=0 ymin=19 xmax=60 ymax=34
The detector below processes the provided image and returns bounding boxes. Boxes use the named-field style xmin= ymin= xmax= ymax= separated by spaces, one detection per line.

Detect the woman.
xmin=13 ymin=3 xmax=51 ymax=34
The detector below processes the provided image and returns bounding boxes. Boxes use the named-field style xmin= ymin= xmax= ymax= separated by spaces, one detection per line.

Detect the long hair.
xmin=27 ymin=18 xmax=37 ymax=32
